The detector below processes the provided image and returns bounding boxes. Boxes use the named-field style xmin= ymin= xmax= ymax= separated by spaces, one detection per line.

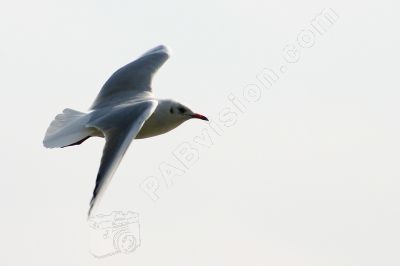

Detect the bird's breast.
xmin=135 ymin=111 xmax=183 ymax=139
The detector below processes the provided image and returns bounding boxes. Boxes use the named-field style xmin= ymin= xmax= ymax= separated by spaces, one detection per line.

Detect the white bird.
xmin=43 ymin=45 xmax=208 ymax=216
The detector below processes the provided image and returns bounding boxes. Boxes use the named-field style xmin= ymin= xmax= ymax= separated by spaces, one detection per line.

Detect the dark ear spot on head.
xmin=169 ymin=107 xmax=174 ymax=114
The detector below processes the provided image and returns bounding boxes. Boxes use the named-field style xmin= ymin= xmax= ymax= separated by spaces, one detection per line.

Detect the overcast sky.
xmin=1 ymin=0 xmax=399 ymax=265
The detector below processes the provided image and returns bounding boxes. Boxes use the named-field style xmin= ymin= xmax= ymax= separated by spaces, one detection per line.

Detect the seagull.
xmin=43 ymin=45 xmax=208 ymax=216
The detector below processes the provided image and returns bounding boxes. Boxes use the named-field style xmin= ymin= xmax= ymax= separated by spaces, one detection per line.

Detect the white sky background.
xmin=1 ymin=0 xmax=400 ymax=265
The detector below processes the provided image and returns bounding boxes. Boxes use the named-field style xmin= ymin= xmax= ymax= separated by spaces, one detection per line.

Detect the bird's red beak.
xmin=191 ymin=113 xmax=209 ymax=121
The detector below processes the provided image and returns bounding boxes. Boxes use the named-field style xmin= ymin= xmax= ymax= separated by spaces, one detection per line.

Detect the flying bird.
xmin=43 ymin=45 xmax=208 ymax=216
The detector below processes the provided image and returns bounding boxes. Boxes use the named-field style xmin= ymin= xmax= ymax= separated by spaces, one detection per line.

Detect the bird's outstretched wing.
xmin=87 ymin=100 xmax=158 ymax=216
xmin=91 ymin=45 xmax=170 ymax=109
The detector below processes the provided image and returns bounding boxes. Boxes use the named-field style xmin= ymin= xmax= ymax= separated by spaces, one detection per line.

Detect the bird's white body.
xmin=43 ymin=45 xmax=208 ymax=216
xmin=43 ymin=99 xmax=190 ymax=148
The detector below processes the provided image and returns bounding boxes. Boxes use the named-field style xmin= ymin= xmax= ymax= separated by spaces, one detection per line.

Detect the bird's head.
xmin=168 ymin=102 xmax=208 ymax=121
xmin=166 ymin=100 xmax=208 ymax=122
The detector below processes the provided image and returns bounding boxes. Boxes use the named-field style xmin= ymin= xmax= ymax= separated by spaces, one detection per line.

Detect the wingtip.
xmin=157 ymin=44 xmax=171 ymax=54
xmin=143 ymin=44 xmax=171 ymax=57
xmin=87 ymin=198 xmax=95 ymax=218
xmin=42 ymin=139 xmax=55 ymax=149
xmin=87 ymin=206 xmax=94 ymax=220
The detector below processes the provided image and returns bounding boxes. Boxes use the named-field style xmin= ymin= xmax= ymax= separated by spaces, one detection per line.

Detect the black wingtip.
xmin=87 ymin=198 xmax=95 ymax=219
xmin=142 ymin=45 xmax=171 ymax=57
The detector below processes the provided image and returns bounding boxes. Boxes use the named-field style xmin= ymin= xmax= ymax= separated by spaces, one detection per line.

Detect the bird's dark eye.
xmin=169 ymin=107 xmax=174 ymax=114
xmin=178 ymin=107 xmax=186 ymax=114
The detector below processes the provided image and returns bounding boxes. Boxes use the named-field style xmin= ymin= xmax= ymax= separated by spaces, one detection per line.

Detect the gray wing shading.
xmin=87 ymin=100 xmax=158 ymax=216
xmin=91 ymin=45 xmax=170 ymax=109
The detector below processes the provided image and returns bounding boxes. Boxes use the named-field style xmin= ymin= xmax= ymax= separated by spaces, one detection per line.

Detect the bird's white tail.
xmin=43 ymin=108 xmax=94 ymax=148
